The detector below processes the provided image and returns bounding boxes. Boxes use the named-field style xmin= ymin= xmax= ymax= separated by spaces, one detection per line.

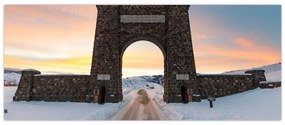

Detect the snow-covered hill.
xmin=140 ymin=75 xmax=163 ymax=85
xmin=4 ymin=68 xmax=22 ymax=86
xmin=123 ymin=76 xmax=162 ymax=92
xmin=223 ymin=62 xmax=281 ymax=82
xmin=4 ymin=68 xmax=21 ymax=74
xmin=4 ymin=73 xmax=21 ymax=86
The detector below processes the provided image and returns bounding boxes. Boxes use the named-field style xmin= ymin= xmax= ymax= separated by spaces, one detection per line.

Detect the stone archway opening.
xmin=122 ymin=40 xmax=164 ymax=78
xmin=121 ymin=40 xmax=165 ymax=98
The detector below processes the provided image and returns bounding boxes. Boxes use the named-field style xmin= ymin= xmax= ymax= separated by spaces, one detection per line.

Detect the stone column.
xmin=13 ymin=69 xmax=41 ymax=101
xmin=164 ymin=5 xmax=198 ymax=102
xmin=245 ymin=70 xmax=266 ymax=88
xmin=90 ymin=5 xmax=122 ymax=102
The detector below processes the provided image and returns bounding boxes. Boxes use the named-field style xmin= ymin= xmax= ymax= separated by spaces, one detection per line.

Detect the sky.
xmin=3 ymin=5 xmax=281 ymax=77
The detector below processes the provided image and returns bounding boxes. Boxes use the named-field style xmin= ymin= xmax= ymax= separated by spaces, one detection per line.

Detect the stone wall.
xmin=14 ymin=69 xmax=267 ymax=103
xmin=259 ymin=81 xmax=281 ymax=89
xmin=197 ymin=74 xmax=257 ymax=99
xmin=245 ymin=70 xmax=266 ymax=82
xmin=13 ymin=70 xmax=94 ymax=102
xmin=13 ymin=69 xmax=41 ymax=101
xmin=32 ymin=75 xmax=92 ymax=102
xmin=196 ymin=70 xmax=266 ymax=99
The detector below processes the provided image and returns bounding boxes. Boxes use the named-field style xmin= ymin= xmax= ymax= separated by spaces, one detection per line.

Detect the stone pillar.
xmin=245 ymin=70 xmax=266 ymax=88
xmin=164 ymin=5 xmax=198 ymax=102
xmin=91 ymin=5 xmax=198 ymax=103
xmin=90 ymin=5 xmax=122 ymax=103
xmin=13 ymin=69 xmax=41 ymax=101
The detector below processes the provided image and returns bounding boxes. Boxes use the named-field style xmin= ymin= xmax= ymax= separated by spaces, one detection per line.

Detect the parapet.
xmin=245 ymin=69 xmax=266 ymax=82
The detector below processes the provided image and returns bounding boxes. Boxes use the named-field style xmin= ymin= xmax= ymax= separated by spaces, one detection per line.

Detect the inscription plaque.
xmin=120 ymin=15 xmax=165 ymax=23
xmin=176 ymin=74 xmax=189 ymax=80
xmin=97 ymin=74 xmax=111 ymax=80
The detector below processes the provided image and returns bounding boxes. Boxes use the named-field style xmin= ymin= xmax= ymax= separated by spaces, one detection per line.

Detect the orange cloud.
xmin=234 ymin=38 xmax=255 ymax=48
xmin=191 ymin=9 xmax=280 ymax=74
xmin=4 ymin=5 xmax=97 ymax=63
xmin=194 ymin=38 xmax=281 ymax=73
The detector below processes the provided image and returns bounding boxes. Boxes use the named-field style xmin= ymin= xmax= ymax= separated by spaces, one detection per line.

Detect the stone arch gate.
xmin=13 ymin=5 xmax=265 ymax=104
xmin=91 ymin=5 xmax=198 ymax=103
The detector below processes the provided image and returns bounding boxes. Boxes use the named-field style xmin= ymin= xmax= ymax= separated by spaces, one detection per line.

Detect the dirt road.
xmin=112 ymin=89 xmax=164 ymax=120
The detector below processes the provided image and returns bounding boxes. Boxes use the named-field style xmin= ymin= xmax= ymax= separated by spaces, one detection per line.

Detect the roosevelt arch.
xmin=90 ymin=5 xmax=198 ymax=103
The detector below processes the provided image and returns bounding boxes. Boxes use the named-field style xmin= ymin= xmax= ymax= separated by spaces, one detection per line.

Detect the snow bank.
xmin=122 ymin=76 xmax=161 ymax=92
xmin=4 ymin=87 xmax=130 ymax=120
xmin=164 ymin=88 xmax=281 ymax=120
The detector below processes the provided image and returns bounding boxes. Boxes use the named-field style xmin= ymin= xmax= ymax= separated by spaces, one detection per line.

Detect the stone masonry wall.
xmin=197 ymin=74 xmax=256 ymax=99
xmin=259 ymin=81 xmax=281 ymax=89
xmin=245 ymin=70 xmax=266 ymax=82
xmin=13 ymin=70 xmax=95 ymax=102
xmin=32 ymin=75 xmax=92 ymax=102
xmin=14 ymin=69 xmax=266 ymax=103
xmin=13 ymin=70 xmax=41 ymax=101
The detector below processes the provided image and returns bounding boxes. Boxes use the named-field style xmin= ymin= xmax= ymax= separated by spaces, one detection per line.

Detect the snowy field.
xmin=162 ymin=88 xmax=281 ymax=120
xmin=147 ymin=84 xmax=281 ymax=120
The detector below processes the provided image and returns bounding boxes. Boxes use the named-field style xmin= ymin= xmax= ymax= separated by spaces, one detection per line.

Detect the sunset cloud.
xmin=190 ymin=6 xmax=281 ymax=73
xmin=4 ymin=5 xmax=96 ymax=67
xmin=193 ymin=36 xmax=280 ymax=73
xmin=234 ymin=38 xmax=255 ymax=48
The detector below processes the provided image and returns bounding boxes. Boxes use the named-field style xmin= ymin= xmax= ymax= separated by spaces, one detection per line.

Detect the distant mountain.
xmin=4 ymin=72 xmax=21 ymax=86
xmin=4 ymin=68 xmax=22 ymax=86
xmin=4 ymin=68 xmax=22 ymax=74
xmin=223 ymin=62 xmax=281 ymax=82
xmin=122 ymin=76 xmax=162 ymax=91
xmin=140 ymin=75 xmax=164 ymax=85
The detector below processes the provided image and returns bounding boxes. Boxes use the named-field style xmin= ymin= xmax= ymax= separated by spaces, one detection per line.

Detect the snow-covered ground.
xmin=146 ymin=84 xmax=281 ymax=120
xmin=161 ymin=89 xmax=280 ymax=120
